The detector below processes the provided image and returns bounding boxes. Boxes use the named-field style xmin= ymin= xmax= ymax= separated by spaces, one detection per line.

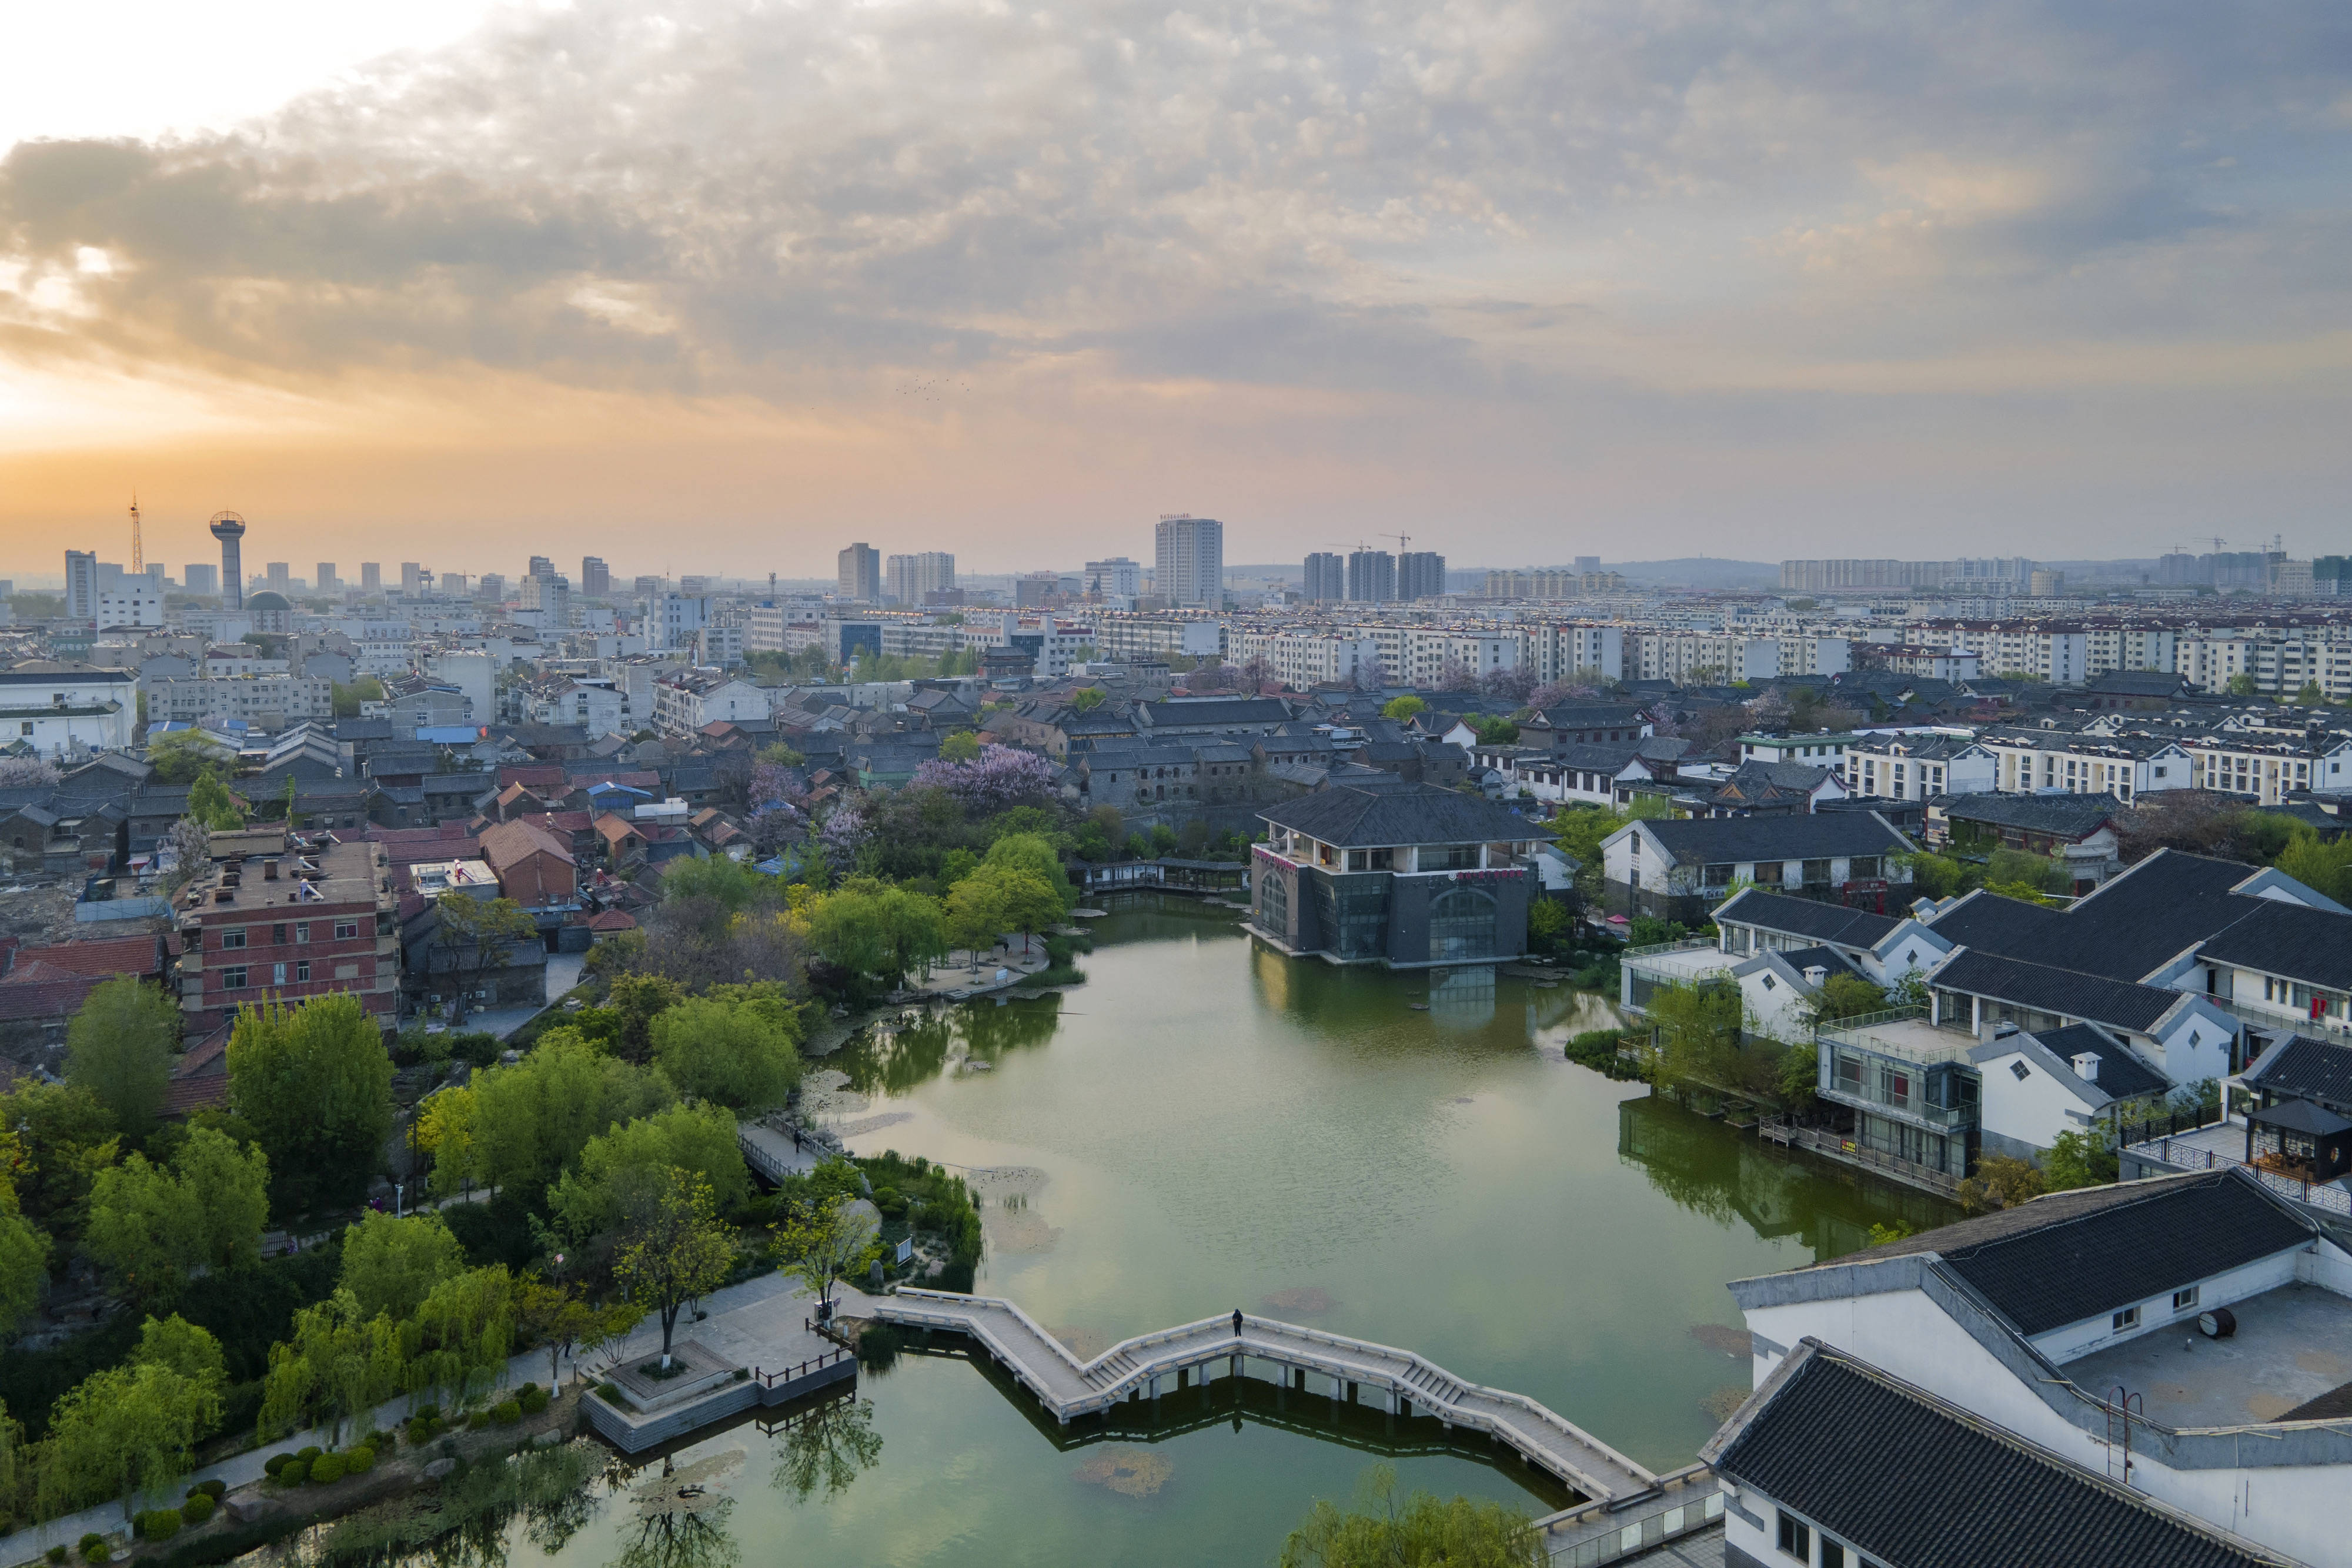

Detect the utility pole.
xmin=128 ymin=494 xmax=143 ymax=573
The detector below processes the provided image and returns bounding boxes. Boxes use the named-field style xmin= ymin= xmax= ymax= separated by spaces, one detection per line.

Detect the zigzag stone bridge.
xmin=872 ymin=1288 xmax=1667 ymax=1512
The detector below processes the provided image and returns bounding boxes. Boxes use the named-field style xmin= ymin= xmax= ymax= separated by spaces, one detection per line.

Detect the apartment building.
xmin=650 ymin=670 xmax=770 ymax=737
xmin=2179 ymin=632 xmax=2352 ymax=700
xmin=0 ymin=663 xmax=139 ymax=756
xmin=1230 ymin=629 xmax=1383 ymax=688
xmin=146 ymin=674 xmax=334 ymax=729
xmin=1978 ymin=731 xmax=2193 ymax=800
xmin=2181 ymin=734 xmax=2352 ymax=804
xmin=1845 ymin=734 xmax=1997 ymax=801
xmin=1154 ymin=515 xmax=1224 ymax=607
xmin=1087 ymin=616 xmax=1225 ymax=662
xmin=175 ymin=835 xmax=401 ymax=1035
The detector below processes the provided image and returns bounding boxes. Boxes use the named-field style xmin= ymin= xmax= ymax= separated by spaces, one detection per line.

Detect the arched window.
xmin=1257 ymin=865 xmax=1289 ymax=934
xmin=1428 ymin=886 xmax=1499 ymax=962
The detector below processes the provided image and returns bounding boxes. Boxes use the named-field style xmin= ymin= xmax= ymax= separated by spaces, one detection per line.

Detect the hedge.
xmin=179 ymin=1495 xmax=216 ymax=1526
xmin=345 ymin=1446 xmax=377 ymax=1474
xmin=309 ymin=1453 xmax=347 ymax=1485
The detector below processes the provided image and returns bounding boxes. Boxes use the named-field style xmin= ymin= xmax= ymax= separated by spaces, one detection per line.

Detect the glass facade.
xmin=1428 ymin=886 xmax=1499 ymax=962
xmin=1255 ymin=867 xmax=1289 ymax=937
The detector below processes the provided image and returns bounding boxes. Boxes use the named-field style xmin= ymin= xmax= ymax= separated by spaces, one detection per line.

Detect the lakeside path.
xmin=7 ymin=1272 xmax=875 ymax=1567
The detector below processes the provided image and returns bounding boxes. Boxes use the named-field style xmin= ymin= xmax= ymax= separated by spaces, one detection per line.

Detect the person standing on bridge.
xmin=1232 ymin=1308 xmax=1243 ymax=1338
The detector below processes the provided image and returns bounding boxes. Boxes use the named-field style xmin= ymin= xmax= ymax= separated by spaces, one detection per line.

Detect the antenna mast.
xmin=128 ymin=494 xmax=143 ymax=573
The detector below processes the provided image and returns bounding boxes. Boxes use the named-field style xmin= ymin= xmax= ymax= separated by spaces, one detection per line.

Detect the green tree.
xmin=772 ymin=1193 xmax=880 ymax=1316
xmin=145 ymin=731 xmax=234 ymax=786
xmin=186 ymin=766 xmax=246 ymax=831
xmin=226 ymin=994 xmax=395 ymax=1213
xmin=970 ymin=864 xmax=1060 ymax=957
xmin=516 ymin=1278 xmax=633 ymax=1388
xmin=981 ymin=833 xmax=1074 ymax=914
xmin=937 ymin=730 xmax=981 ymax=762
xmin=463 ymin=1035 xmax=674 ymax=1199
xmin=0 ymin=1180 xmax=49 ymax=1336
xmin=605 ymin=974 xmax=687 ymax=1061
xmin=406 ymin=1266 xmax=515 ymax=1413
xmin=1776 ymin=1043 xmax=1818 ymax=1114
xmin=330 ymin=676 xmax=387 ymax=718
xmin=1381 ymin=696 xmax=1425 ymax=721
xmin=260 ymin=1288 xmax=405 ymax=1445
xmin=649 ymin=995 xmax=801 ymax=1109
xmin=37 ymin=1325 xmax=224 ymax=1520
xmin=2296 ymin=680 xmax=2326 ymax=706
xmin=2227 ymin=673 xmax=2261 ymax=697
xmin=339 ymin=1211 xmax=466 ymax=1320
xmin=1278 ymin=1464 xmax=1540 ymax=1568
xmin=1800 ymin=973 xmax=1888 ymax=1032
xmin=1070 ymin=687 xmax=1109 ymax=712
xmin=0 ymin=1081 xmax=118 ymax=1248
xmin=1634 ymin=981 xmax=1749 ymax=1096
xmin=944 ymin=872 xmax=1008 ymax=971
xmin=549 ymin=1102 xmax=750 ymax=1239
xmin=1984 ymin=848 xmax=2069 ymax=895
xmin=2274 ymin=829 xmax=2352 ymax=904
xmin=1956 ymin=1154 xmax=2046 ymax=1214
xmin=432 ymin=894 xmax=542 ymax=1024
xmin=2043 ymin=1127 xmax=2118 ymax=1192
xmin=613 ymin=1169 xmax=736 ymax=1369
xmin=85 ymin=1125 xmax=268 ymax=1302
xmin=64 ymin=977 xmax=179 ymax=1138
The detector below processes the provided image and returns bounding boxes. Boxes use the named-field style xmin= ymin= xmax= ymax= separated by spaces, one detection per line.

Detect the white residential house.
xmin=0 ymin=663 xmax=138 ymax=756
xmin=1845 ymin=734 xmax=1997 ymax=801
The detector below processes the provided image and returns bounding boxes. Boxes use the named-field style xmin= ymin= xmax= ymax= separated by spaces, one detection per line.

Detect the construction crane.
xmin=128 ymin=494 xmax=142 ymax=573
xmin=1381 ymin=532 xmax=1411 ymax=554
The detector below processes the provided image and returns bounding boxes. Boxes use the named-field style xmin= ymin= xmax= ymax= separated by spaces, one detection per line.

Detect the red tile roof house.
xmin=476 ymin=818 xmax=579 ymax=912
xmin=0 ymin=932 xmax=168 ymax=1072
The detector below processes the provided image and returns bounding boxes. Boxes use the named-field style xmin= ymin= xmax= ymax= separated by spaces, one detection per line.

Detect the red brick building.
xmin=175 ymin=833 xmax=401 ymax=1035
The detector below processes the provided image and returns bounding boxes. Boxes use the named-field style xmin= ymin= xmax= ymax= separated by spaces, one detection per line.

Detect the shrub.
xmin=277 ymin=1460 xmax=309 ymax=1486
xmin=188 ymin=1479 xmax=228 ymax=1501
xmin=345 ymin=1445 xmax=377 ymax=1473
xmin=46 ymin=1547 xmax=66 ymax=1564
xmin=179 ymin=1493 xmax=217 ymax=1526
xmin=79 ymin=1535 xmax=108 ymax=1564
xmin=263 ymin=1453 xmax=288 ymax=1476
xmin=296 ymin=1446 xmax=322 ymax=1464
xmin=466 ymin=1409 xmax=492 ymax=1431
xmin=517 ymin=1385 xmax=550 ymax=1415
xmin=139 ymin=1510 xmax=182 ymax=1542
xmin=492 ymin=1400 xmax=522 ymax=1426
xmin=310 ymin=1452 xmax=348 ymax=1485
xmin=594 ymin=1381 xmax=622 ymax=1403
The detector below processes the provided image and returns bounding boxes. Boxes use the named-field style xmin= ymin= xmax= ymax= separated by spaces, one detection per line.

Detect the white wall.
xmin=2028 ymin=1249 xmax=2301 ymax=1365
xmin=1976 ymin=1048 xmax=2097 ymax=1156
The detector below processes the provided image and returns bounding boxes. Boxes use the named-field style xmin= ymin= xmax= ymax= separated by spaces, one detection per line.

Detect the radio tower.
xmin=128 ymin=494 xmax=143 ymax=573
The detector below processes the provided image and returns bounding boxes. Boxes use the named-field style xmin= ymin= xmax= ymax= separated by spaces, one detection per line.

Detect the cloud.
xmin=4 ymin=0 xmax=2351 ymax=561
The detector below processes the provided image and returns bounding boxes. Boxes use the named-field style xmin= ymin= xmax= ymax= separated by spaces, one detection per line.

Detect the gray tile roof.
xmin=2028 ymin=1023 xmax=2170 ymax=1100
xmin=1713 ymin=889 xmax=1902 ymax=948
xmin=1258 ymin=780 xmax=1555 ymax=848
xmin=2242 ymin=1034 xmax=2352 ymax=1109
xmin=1942 ymin=792 xmax=2120 ymax=837
xmin=1712 ymin=1341 xmax=2294 ymax=1568
xmin=1931 ymin=949 xmax=2186 ymax=1033
xmin=1636 ymin=813 xmax=1911 ymax=866
xmin=1926 ymin=852 xmax=2270 ymax=984
xmin=2196 ymin=898 xmax=2352 ymax=992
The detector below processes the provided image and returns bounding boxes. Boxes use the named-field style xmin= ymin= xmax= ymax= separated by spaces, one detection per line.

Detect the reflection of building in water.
xmin=1615 ymin=1096 xmax=1947 ymax=1262
xmin=1426 ymin=964 xmax=1496 ymax=1029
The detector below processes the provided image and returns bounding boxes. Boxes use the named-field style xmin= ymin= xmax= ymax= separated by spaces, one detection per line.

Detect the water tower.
xmin=209 ymin=511 xmax=247 ymax=609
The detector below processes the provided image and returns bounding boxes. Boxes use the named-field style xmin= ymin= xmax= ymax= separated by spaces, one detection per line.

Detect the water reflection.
xmin=766 ymin=1390 xmax=884 ymax=1502
xmin=1425 ymin=965 xmax=1496 ymax=1030
xmin=297 ymin=1442 xmax=606 ymax=1568
xmin=847 ymin=997 xmax=1064 ymax=1096
xmin=1615 ymin=1096 xmax=1955 ymax=1263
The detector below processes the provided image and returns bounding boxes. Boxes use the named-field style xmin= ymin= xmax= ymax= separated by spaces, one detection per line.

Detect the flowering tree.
xmin=747 ymin=800 xmax=807 ymax=858
xmin=749 ymin=757 xmax=805 ymax=813
xmin=910 ymin=744 xmax=1058 ymax=816
xmin=1436 ymin=656 xmax=1480 ymax=693
xmin=1645 ymin=698 xmax=1685 ymax=738
xmin=0 ymin=757 xmax=60 ymax=788
xmin=1479 ymin=665 xmax=1535 ymax=704
xmin=817 ymin=804 xmax=868 ymax=865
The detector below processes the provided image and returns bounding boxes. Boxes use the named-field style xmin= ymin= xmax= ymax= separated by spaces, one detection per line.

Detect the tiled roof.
xmin=2196 ymin=898 xmax=2352 ymax=992
xmin=1930 ymin=852 xmax=2270 ymax=984
xmin=1634 ymin=812 xmax=1911 ymax=867
xmin=2027 ymin=1023 xmax=2170 ymax=1101
xmin=1931 ymin=949 xmax=2186 ymax=1033
xmin=1713 ymin=889 xmax=1900 ymax=948
xmin=1829 ymin=1169 xmax=2312 ymax=1338
xmin=2243 ymin=1034 xmax=2352 ymax=1109
xmin=1258 ymin=780 xmax=1555 ymax=848
xmin=1942 ymin=792 xmax=2120 ymax=837
xmin=1711 ymin=1342 xmax=2292 ymax=1568
xmin=4 ymin=934 xmax=163 ymax=979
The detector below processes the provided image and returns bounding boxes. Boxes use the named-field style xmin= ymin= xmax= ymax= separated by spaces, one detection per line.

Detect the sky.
xmin=2 ymin=0 xmax=2350 ymax=582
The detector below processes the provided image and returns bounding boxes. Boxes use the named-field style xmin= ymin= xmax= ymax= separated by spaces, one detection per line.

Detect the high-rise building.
xmin=477 ymin=573 xmax=505 ymax=602
xmin=527 ymin=555 xmax=554 ymax=580
xmin=266 ymin=563 xmax=291 ymax=594
xmin=64 ymin=551 xmax=98 ymax=618
xmin=1303 ymin=553 xmax=1345 ymax=602
xmin=522 ymin=572 xmax=570 ymax=626
xmin=208 ymin=511 xmax=246 ymax=610
xmin=360 ymin=563 xmax=382 ymax=591
xmin=1081 ymin=557 xmax=1141 ymax=601
xmin=679 ymin=575 xmax=713 ymax=596
xmin=634 ymin=574 xmax=666 ymax=601
xmin=145 ymin=564 xmax=166 ymax=591
xmin=1347 ymin=549 xmax=1396 ymax=604
xmin=1154 ymin=515 xmax=1224 ymax=607
xmin=440 ymin=573 xmax=469 ymax=598
xmin=401 ymin=563 xmax=425 ymax=595
xmin=580 ymin=556 xmax=612 ymax=597
xmin=316 ymin=563 xmax=340 ymax=594
xmin=1015 ymin=573 xmax=1058 ymax=608
xmin=837 ymin=543 xmax=881 ymax=601
xmin=886 ymin=551 xmax=956 ymax=605
xmin=1573 ymin=556 xmax=1600 ymax=573
xmin=660 ymin=593 xmax=710 ymax=647
xmin=183 ymin=563 xmax=219 ymax=597
xmin=1398 ymin=551 xmax=1446 ymax=601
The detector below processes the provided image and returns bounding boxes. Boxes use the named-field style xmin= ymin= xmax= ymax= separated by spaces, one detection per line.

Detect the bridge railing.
xmin=1539 ymin=1466 xmax=1722 ymax=1565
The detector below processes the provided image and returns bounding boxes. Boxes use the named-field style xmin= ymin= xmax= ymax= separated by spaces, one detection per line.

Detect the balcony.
xmin=1818 ymin=1010 xmax=1977 ymax=1131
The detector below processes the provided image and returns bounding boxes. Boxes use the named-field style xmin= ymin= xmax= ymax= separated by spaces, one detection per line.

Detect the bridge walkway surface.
xmin=872 ymin=1288 xmax=1664 ymax=1510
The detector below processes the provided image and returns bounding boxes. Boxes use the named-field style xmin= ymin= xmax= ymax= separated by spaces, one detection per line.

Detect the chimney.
xmin=1803 ymin=965 xmax=1828 ymax=985
xmin=2072 ymin=1051 xmax=2101 ymax=1082
xmin=264 ymin=860 xmax=280 ymax=881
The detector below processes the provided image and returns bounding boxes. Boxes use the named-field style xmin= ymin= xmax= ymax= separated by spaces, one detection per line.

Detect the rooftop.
xmin=1821 ymin=1012 xmax=1977 ymax=1065
xmin=2064 ymin=1281 xmax=2352 ymax=1428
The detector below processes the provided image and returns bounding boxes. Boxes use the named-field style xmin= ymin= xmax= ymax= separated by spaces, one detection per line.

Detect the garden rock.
xmin=423 ymin=1458 xmax=459 ymax=1480
xmin=532 ymin=1429 xmax=563 ymax=1447
xmin=225 ymin=1497 xmax=278 ymax=1524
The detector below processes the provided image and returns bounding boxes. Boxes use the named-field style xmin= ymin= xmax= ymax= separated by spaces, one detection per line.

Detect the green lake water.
xmin=269 ymin=898 xmax=1955 ymax=1568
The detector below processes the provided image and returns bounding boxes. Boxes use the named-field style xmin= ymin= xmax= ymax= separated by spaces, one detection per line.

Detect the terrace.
xmin=2063 ymin=1281 xmax=2352 ymax=1429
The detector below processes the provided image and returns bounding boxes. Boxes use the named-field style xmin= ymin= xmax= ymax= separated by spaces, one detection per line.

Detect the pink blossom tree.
xmin=911 ymin=744 xmax=1060 ymax=816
